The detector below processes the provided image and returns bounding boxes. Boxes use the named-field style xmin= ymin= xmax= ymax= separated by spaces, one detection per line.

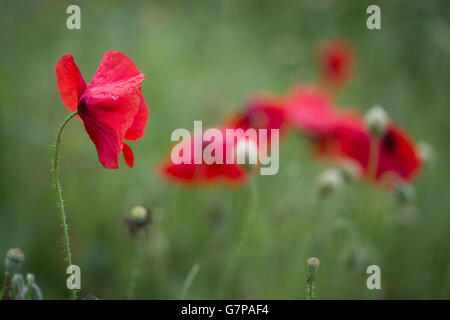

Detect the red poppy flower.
xmin=159 ymin=127 xmax=263 ymax=186
xmin=227 ymin=94 xmax=287 ymax=142
xmin=315 ymin=113 xmax=422 ymax=185
xmin=285 ymin=84 xmax=341 ymax=136
xmin=318 ymin=39 xmax=355 ymax=90
xmin=56 ymin=51 xmax=148 ymax=169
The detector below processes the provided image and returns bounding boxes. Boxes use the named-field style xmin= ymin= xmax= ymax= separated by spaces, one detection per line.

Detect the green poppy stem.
xmin=367 ymin=137 xmax=380 ymax=180
xmin=53 ymin=111 xmax=79 ymax=300
xmin=0 ymin=273 xmax=10 ymax=300
xmin=126 ymin=229 xmax=146 ymax=299
xmin=307 ymin=275 xmax=315 ymax=300
xmin=179 ymin=262 xmax=201 ymax=300
xmin=219 ymin=178 xmax=258 ymax=297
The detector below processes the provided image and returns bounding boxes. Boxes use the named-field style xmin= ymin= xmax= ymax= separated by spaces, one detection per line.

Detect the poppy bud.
xmin=17 ymin=274 xmax=43 ymax=300
xmin=394 ymin=184 xmax=415 ymax=206
xmin=12 ymin=273 xmax=25 ymax=291
xmin=131 ymin=205 xmax=148 ymax=222
xmin=125 ymin=205 xmax=152 ymax=236
xmin=307 ymin=257 xmax=320 ymax=274
xmin=11 ymin=273 xmax=25 ymax=298
xmin=235 ymin=137 xmax=259 ymax=172
xmin=339 ymin=161 xmax=362 ymax=182
xmin=5 ymin=248 xmax=25 ymax=273
xmin=317 ymin=168 xmax=343 ymax=197
xmin=364 ymin=106 xmax=388 ymax=137
xmin=417 ymin=141 xmax=434 ymax=165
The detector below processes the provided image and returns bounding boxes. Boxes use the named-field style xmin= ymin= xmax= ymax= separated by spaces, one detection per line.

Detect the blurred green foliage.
xmin=1 ymin=0 xmax=449 ymax=299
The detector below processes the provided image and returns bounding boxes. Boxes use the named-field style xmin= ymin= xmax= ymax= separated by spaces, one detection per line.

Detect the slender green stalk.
xmin=127 ymin=230 xmax=146 ymax=299
xmin=367 ymin=137 xmax=380 ymax=180
xmin=306 ymin=275 xmax=315 ymax=300
xmin=219 ymin=178 xmax=258 ymax=297
xmin=179 ymin=262 xmax=201 ymax=300
xmin=306 ymin=257 xmax=319 ymax=300
xmin=27 ymin=276 xmax=32 ymax=300
xmin=10 ymin=278 xmax=16 ymax=300
xmin=53 ymin=111 xmax=79 ymax=300
xmin=0 ymin=273 xmax=10 ymax=300
xmin=310 ymin=199 xmax=323 ymax=251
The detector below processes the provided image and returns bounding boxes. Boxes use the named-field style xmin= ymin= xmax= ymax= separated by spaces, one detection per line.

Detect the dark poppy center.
xmin=382 ymin=132 xmax=396 ymax=153
xmin=77 ymin=99 xmax=87 ymax=115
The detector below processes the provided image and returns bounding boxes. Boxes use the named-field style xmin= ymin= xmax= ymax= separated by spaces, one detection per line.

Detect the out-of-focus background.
xmin=1 ymin=0 xmax=449 ymax=299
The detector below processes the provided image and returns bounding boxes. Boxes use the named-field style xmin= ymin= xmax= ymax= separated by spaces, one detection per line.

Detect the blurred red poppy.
xmin=159 ymin=127 xmax=252 ymax=186
xmin=318 ymin=39 xmax=355 ymax=91
xmin=315 ymin=113 xmax=422 ymax=185
xmin=56 ymin=51 xmax=148 ymax=169
xmin=227 ymin=94 xmax=287 ymax=142
xmin=285 ymin=84 xmax=341 ymax=136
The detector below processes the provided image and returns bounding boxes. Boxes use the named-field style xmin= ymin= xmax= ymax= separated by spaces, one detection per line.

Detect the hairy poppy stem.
xmin=219 ymin=178 xmax=258 ymax=297
xmin=53 ymin=111 xmax=79 ymax=300
xmin=367 ymin=137 xmax=380 ymax=180
xmin=126 ymin=229 xmax=146 ymax=299
xmin=307 ymin=276 xmax=313 ymax=300
xmin=306 ymin=275 xmax=316 ymax=300
xmin=306 ymin=258 xmax=320 ymax=300
xmin=0 ymin=273 xmax=10 ymax=300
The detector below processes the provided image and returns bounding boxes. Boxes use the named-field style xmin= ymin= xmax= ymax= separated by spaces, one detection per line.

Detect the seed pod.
xmin=11 ymin=273 xmax=25 ymax=298
xmin=5 ymin=248 xmax=25 ymax=273
xmin=364 ymin=106 xmax=388 ymax=137
xmin=417 ymin=141 xmax=434 ymax=165
xmin=317 ymin=168 xmax=343 ymax=197
xmin=124 ymin=205 xmax=152 ymax=237
xmin=394 ymin=184 xmax=416 ymax=206
xmin=17 ymin=274 xmax=43 ymax=300
xmin=307 ymin=257 xmax=320 ymax=274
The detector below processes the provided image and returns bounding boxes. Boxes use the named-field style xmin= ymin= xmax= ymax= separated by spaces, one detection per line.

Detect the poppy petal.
xmin=55 ymin=54 xmax=86 ymax=112
xmin=78 ymin=51 xmax=147 ymax=168
xmin=125 ymin=94 xmax=149 ymax=141
xmin=85 ymin=50 xmax=145 ymax=94
xmin=81 ymin=51 xmax=145 ymax=113
xmin=377 ymin=125 xmax=421 ymax=180
xmin=229 ymin=95 xmax=287 ymax=142
xmin=318 ymin=39 xmax=354 ymax=90
xmin=160 ymin=161 xmax=198 ymax=185
xmin=205 ymin=163 xmax=247 ymax=182
xmin=314 ymin=114 xmax=422 ymax=185
xmin=123 ymin=143 xmax=134 ymax=168
xmin=158 ymin=127 xmax=250 ymax=186
xmin=286 ymin=85 xmax=339 ymax=136
xmin=80 ymin=114 xmax=122 ymax=169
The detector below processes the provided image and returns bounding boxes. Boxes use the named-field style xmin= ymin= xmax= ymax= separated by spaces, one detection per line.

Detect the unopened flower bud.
xmin=317 ymin=168 xmax=343 ymax=197
xmin=364 ymin=106 xmax=388 ymax=137
xmin=11 ymin=273 xmax=25 ymax=298
xmin=339 ymin=161 xmax=362 ymax=182
xmin=5 ymin=248 xmax=25 ymax=273
xmin=131 ymin=205 xmax=148 ymax=222
xmin=235 ymin=137 xmax=259 ymax=172
xmin=394 ymin=184 xmax=415 ymax=206
xmin=17 ymin=274 xmax=43 ymax=300
xmin=26 ymin=273 xmax=35 ymax=284
xmin=417 ymin=141 xmax=434 ymax=165
xmin=125 ymin=205 xmax=152 ymax=236
xmin=307 ymin=257 xmax=320 ymax=274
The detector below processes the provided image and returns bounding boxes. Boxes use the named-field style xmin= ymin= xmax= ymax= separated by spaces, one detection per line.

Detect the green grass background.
xmin=1 ymin=0 xmax=449 ymax=299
